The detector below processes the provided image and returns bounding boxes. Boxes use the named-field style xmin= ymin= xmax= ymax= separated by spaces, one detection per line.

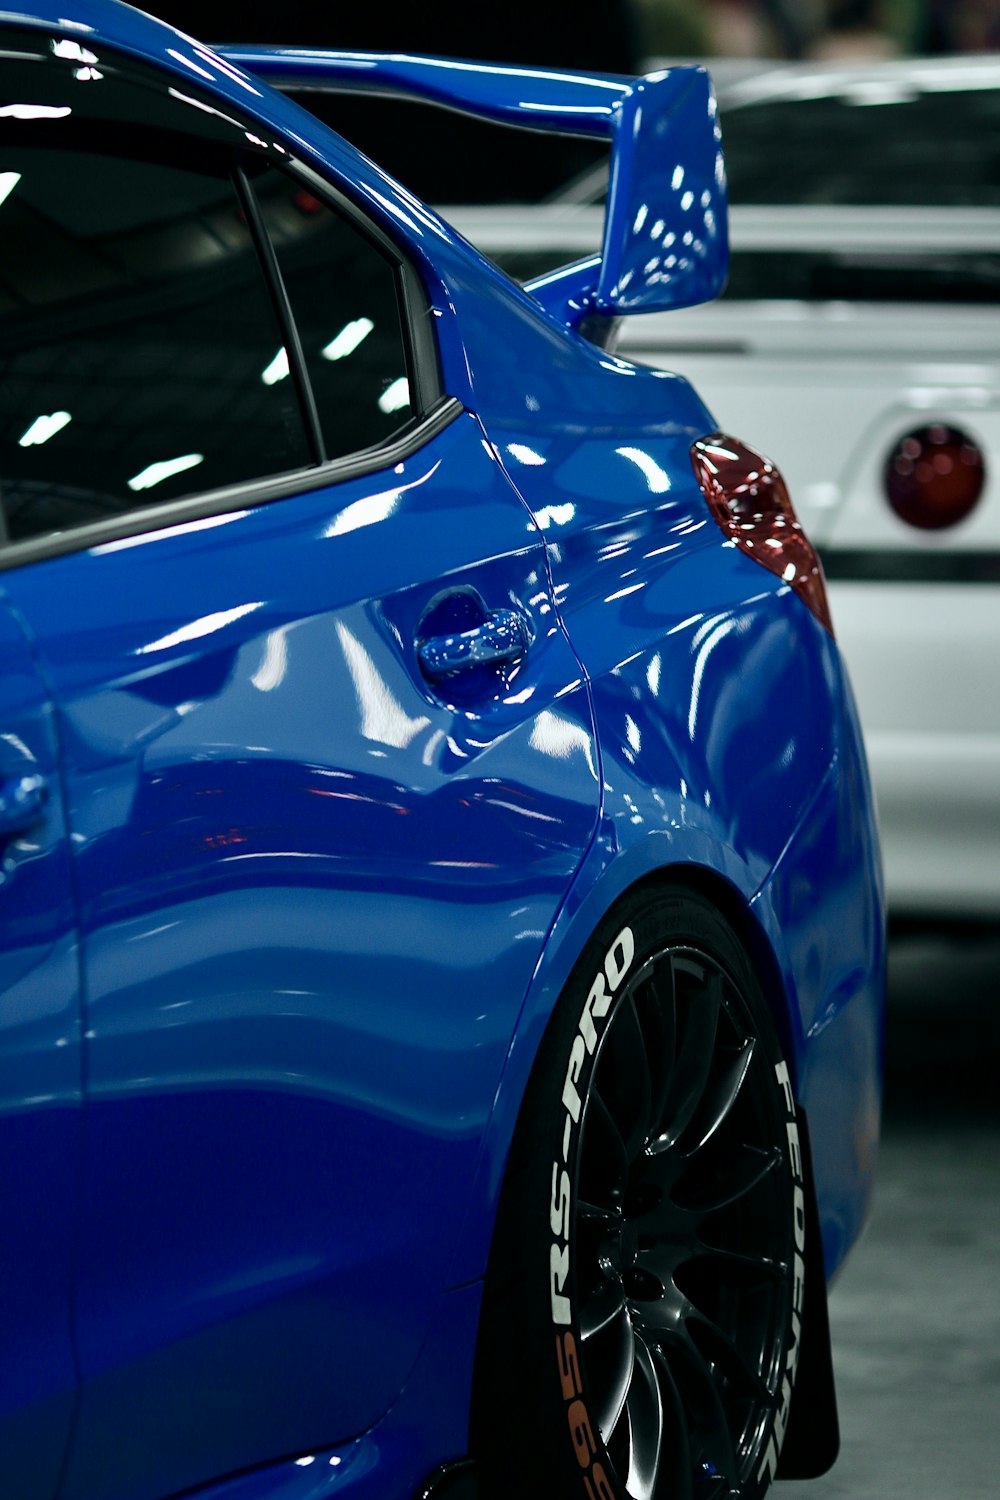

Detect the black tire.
xmin=472 ymin=883 xmax=807 ymax=1500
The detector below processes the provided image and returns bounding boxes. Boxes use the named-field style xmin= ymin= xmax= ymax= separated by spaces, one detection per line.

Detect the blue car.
xmin=0 ymin=6 xmax=883 ymax=1500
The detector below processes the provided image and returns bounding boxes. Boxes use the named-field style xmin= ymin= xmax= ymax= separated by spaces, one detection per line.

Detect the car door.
xmin=0 ymin=38 xmax=599 ymax=1500
xmin=0 ymin=592 xmax=80 ymax=1500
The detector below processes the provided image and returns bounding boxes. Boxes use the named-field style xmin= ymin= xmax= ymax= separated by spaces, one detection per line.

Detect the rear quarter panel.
xmin=441 ymin=288 xmax=882 ymax=1281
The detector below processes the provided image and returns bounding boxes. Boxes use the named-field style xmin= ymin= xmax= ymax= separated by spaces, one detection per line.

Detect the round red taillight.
xmin=691 ymin=432 xmax=834 ymax=635
xmin=884 ymin=423 xmax=985 ymax=530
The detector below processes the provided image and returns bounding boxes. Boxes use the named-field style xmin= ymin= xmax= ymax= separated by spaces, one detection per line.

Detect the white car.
xmin=445 ymin=53 xmax=1000 ymax=916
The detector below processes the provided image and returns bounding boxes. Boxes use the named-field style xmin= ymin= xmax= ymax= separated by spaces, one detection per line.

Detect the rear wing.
xmin=217 ymin=47 xmax=728 ymax=323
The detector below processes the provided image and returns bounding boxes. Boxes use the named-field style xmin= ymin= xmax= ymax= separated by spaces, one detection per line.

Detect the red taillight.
xmin=884 ymin=422 xmax=985 ymax=530
xmin=690 ymin=432 xmax=834 ymax=635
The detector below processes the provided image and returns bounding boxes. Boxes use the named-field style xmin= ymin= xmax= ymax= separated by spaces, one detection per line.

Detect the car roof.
xmin=715 ymin=50 xmax=1000 ymax=110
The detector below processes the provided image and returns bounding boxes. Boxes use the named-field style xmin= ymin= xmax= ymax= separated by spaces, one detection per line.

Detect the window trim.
xmin=0 ymin=396 xmax=463 ymax=572
xmin=233 ymin=161 xmax=326 ymax=466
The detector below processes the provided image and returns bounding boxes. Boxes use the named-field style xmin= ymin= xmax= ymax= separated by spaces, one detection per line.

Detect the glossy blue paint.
xmin=181 ymin=1283 xmax=481 ymax=1500
xmin=216 ymin=46 xmax=633 ymax=134
xmin=753 ymin=671 xmax=885 ymax=1277
xmin=523 ymin=254 xmax=604 ymax=327
xmin=0 ymin=596 xmax=81 ymax=1500
xmin=5 ymin=413 xmax=599 ymax=1500
xmin=596 ymin=66 xmax=727 ymax=314
xmin=0 ymin=6 xmax=883 ymax=1500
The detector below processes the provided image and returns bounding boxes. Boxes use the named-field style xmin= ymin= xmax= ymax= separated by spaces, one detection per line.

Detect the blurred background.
xmin=159 ymin=1 xmax=1000 ymax=68
xmin=641 ymin=0 xmax=1000 ymax=62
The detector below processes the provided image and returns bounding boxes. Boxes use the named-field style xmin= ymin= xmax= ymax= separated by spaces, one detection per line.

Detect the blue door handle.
xmin=0 ymin=771 xmax=47 ymax=837
xmin=418 ymin=608 xmax=529 ymax=679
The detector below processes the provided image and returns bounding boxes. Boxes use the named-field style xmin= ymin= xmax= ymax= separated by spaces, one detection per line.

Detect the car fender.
xmin=445 ymin=555 xmax=877 ymax=1292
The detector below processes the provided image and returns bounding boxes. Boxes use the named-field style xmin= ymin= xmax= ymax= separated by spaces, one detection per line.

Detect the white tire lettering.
xmin=774 ymin=1373 xmax=793 ymax=1447
xmin=775 ymin=1059 xmax=795 ymax=1116
xmin=792 ymin=1249 xmax=806 ymax=1316
xmin=757 ymin=1059 xmax=808 ymax=1488
xmin=562 ymin=1035 xmax=586 ymax=1123
xmin=789 ymin=1307 xmax=802 ymax=1382
xmin=550 ymin=1243 xmax=571 ymax=1325
xmin=549 ymin=926 xmax=637 ymax=1346
xmin=604 ymin=927 xmax=635 ymax=991
xmin=758 ymin=1435 xmax=779 ymax=1487
xmin=579 ymin=974 xmax=607 ymax=1053
xmin=793 ymin=1183 xmax=806 ymax=1253
xmin=550 ymin=1162 xmax=571 ymax=1240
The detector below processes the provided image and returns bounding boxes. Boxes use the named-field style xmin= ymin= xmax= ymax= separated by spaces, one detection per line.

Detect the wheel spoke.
xmin=634 ymin=1235 xmax=693 ymax=1291
xmin=633 ymin=1285 xmax=690 ymax=1346
xmin=683 ymin=1037 xmax=756 ymax=1156
xmin=580 ymin=1269 xmax=628 ymax=1342
xmin=597 ymin=993 xmax=653 ymax=1159
xmin=687 ymin=1309 xmax=776 ymax=1408
xmin=653 ymin=969 xmax=722 ymax=1149
xmin=578 ymin=1198 xmax=622 ymax=1237
xmin=623 ymin=1337 xmax=664 ymax=1500
xmin=649 ymin=1346 xmax=695 ymax=1500
xmin=695 ymin=1243 xmax=789 ymax=1283
xmin=655 ymin=1319 xmax=741 ymax=1489
xmin=673 ymin=1143 xmax=782 ymax=1214
xmin=591 ymin=1308 xmax=636 ymax=1445
xmin=634 ymin=959 xmax=677 ymax=1142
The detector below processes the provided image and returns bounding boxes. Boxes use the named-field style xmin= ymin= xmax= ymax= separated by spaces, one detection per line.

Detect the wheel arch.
xmin=446 ymin=850 xmax=804 ymax=1294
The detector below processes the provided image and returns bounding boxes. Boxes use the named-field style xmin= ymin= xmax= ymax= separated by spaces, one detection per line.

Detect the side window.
xmin=252 ymin=168 xmax=416 ymax=460
xmin=0 ymin=56 xmax=312 ymax=543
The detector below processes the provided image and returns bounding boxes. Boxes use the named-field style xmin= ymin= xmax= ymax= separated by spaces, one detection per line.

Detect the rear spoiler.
xmin=217 ymin=47 xmax=728 ymax=322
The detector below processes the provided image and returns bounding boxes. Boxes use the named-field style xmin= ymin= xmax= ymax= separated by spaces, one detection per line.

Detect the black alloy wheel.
xmin=473 ymin=885 xmax=805 ymax=1500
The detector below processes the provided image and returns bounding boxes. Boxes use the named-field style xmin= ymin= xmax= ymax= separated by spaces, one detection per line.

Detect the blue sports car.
xmin=0 ymin=5 xmax=883 ymax=1500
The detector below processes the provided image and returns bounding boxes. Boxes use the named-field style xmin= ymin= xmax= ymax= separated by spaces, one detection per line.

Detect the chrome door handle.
xmin=0 ymin=771 xmax=47 ymax=836
xmin=418 ymin=608 xmax=528 ymax=679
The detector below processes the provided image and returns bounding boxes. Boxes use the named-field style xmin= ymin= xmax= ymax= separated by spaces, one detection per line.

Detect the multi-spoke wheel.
xmin=473 ymin=886 xmax=805 ymax=1500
